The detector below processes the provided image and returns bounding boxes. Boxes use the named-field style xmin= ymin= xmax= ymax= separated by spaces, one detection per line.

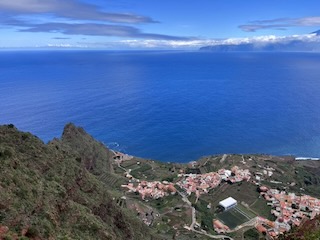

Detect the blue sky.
xmin=1 ymin=0 xmax=320 ymax=49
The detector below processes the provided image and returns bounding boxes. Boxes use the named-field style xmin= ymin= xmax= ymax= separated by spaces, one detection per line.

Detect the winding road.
xmin=177 ymin=190 xmax=234 ymax=240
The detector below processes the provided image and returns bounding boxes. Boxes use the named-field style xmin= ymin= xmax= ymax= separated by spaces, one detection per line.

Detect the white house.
xmin=219 ymin=197 xmax=237 ymax=211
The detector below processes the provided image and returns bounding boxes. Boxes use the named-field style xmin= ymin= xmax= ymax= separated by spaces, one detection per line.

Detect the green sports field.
xmin=217 ymin=205 xmax=255 ymax=229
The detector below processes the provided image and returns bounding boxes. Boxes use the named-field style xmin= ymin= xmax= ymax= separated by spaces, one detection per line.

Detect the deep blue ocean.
xmin=1 ymin=51 xmax=320 ymax=162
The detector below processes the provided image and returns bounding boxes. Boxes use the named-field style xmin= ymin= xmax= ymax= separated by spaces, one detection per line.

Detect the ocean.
xmin=1 ymin=50 xmax=320 ymax=162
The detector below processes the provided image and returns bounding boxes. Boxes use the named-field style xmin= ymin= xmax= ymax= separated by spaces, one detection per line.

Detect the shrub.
xmin=3 ymin=235 xmax=13 ymax=240
xmin=25 ymin=226 xmax=39 ymax=238
xmin=0 ymin=148 xmax=13 ymax=159
xmin=19 ymin=237 xmax=29 ymax=240
xmin=21 ymin=134 xmax=29 ymax=141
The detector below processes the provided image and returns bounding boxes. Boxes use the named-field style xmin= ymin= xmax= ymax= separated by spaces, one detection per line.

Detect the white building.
xmin=219 ymin=197 xmax=237 ymax=211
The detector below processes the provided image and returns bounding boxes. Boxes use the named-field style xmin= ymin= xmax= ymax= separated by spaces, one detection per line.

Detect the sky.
xmin=0 ymin=0 xmax=320 ymax=49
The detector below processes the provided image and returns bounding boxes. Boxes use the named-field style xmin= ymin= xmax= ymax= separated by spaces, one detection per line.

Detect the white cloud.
xmin=240 ymin=16 xmax=320 ymax=32
xmin=0 ymin=0 xmax=194 ymax=41
xmin=39 ymin=33 xmax=320 ymax=50
xmin=118 ymin=39 xmax=212 ymax=48
xmin=112 ymin=33 xmax=320 ymax=49
xmin=46 ymin=43 xmax=88 ymax=48
xmin=296 ymin=17 xmax=320 ymax=26
xmin=215 ymin=34 xmax=319 ymax=45
xmin=15 ymin=22 xmax=193 ymax=40
xmin=0 ymin=0 xmax=156 ymax=23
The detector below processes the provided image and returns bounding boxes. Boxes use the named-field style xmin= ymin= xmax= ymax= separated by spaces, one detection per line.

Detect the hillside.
xmin=199 ymin=40 xmax=320 ymax=52
xmin=1 ymin=124 xmax=320 ymax=240
xmin=312 ymin=30 xmax=320 ymax=35
xmin=199 ymin=31 xmax=320 ymax=52
xmin=0 ymin=124 xmax=160 ymax=240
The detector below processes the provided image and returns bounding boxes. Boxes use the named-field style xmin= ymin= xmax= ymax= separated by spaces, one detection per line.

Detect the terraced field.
xmin=98 ymin=172 xmax=126 ymax=189
xmin=217 ymin=206 xmax=254 ymax=229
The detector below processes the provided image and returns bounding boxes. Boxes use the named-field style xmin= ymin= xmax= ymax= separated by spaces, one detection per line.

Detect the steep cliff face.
xmin=0 ymin=124 xmax=159 ymax=240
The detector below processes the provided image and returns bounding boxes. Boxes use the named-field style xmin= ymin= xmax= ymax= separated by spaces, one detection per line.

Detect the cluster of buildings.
xmin=112 ymin=150 xmax=133 ymax=163
xmin=252 ymin=164 xmax=275 ymax=183
xmin=212 ymin=219 xmax=230 ymax=233
xmin=121 ymin=180 xmax=177 ymax=200
xmin=177 ymin=166 xmax=251 ymax=196
xmin=219 ymin=166 xmax=251 ymax=183
xmin=177 ymin=172 xmax=221 ymax=196
xmin=256 ymin=186 xmax=320 ymax=238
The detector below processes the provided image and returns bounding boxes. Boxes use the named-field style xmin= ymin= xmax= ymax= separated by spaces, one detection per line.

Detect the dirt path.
xmin=220 ymin=154 xmax=228 ymax=163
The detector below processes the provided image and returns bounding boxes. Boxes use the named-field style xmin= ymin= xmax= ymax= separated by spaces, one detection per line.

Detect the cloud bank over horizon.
xmin=41 ymin=33 xmax=320 ymax=50
xmin=123 ymin=33 xmax=320 ymax=50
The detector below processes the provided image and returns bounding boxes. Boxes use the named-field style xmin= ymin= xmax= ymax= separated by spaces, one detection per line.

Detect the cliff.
xmin=0 ymin=124 xmax=160 ymax=240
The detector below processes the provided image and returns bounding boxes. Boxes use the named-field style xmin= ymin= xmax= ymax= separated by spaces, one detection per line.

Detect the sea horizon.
xmin=1 ymin=51 xmax=320 ymax=162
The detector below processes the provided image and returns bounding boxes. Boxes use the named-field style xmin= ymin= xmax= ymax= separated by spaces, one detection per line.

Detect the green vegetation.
xmin=0 ymin=124 xmax=160 ymax=240
xmin=192 ymin=198 xmax=216 ymax=232
xmin=1 ymin=123 xmax=320 ymax=240
xmin=243 ymin=228 xmax=260 ymax=239
xmin=148 ymin=194 xmax=182 ymax=213
xmin=217 ymin=207 xmax=251 ymax=229
xmin=204 ymin=182 xmax=260 ymax=208
xmin=251 ymin=198 xmax=275 ymax=220
xmin=130 ymin=162 xmax=152 ymax=178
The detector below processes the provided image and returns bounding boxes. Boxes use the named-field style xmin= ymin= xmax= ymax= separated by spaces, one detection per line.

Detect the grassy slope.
xmin=0 ymin=124 xmax=160 ymax=240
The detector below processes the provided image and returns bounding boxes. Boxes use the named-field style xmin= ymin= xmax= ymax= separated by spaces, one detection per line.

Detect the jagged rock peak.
xmin=62 ymin=122 xmax=87 ymax=138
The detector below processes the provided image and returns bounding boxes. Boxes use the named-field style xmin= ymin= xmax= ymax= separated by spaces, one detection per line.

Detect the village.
xmin=121 ymin=165 xmax=252 ymax=201
xmin=176 ymin=166 xmax=251 ymax=197
xmin=120 ymin=157 xmax=320 ymax=239
xmin=121 ymin=180 xmax=177 ymax=200
xmin=256 ymin=186 xmax=320 ymax=238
